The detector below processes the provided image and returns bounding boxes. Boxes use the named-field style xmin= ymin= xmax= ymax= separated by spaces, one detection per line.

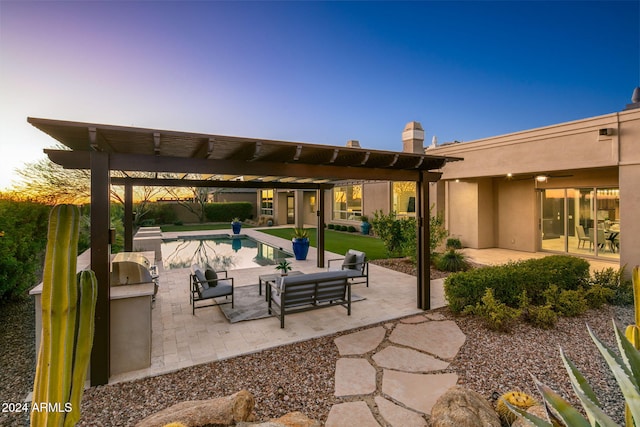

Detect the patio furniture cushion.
xmin=205 ymin=268 xmax=218 ymax=287
xmin=343 ymin=253 xmax=357 ymax=269
xmin=199 ymin=280 xmax=233 ymax=299
xmin=194 ymin=267 xmax=209 ymax=290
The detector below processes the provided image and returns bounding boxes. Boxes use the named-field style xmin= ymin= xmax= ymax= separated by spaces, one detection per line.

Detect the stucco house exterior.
xmin=426 ymin=90 xmax=640 ymax=271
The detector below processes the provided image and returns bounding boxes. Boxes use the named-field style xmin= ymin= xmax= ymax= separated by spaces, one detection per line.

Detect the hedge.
xmin=0 ymin=200 xmax=51 ymax=302
xmin=444 ymin=255 xmax=590 ymax=313
xmin=203 ymin=202 xmax=253 ymax=222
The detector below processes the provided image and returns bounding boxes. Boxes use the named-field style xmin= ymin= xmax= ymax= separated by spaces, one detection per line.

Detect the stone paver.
xmin=372 ymin=345 xmax=450 ymax=372
xmin=382 ymin=370 xmax=459 ymax=414
xmin=325 ymin=401 xmax=380 ymax=427
xmin=400 ymin=314 xmax=429 ymax=324
xmin=375 ymin=396 xmax=427 ymax=427
xmin=389 ymin=320 xmax=466 ymax=360
xmin=334 ymin=326 xmax=386 ymax=355
xmin=334 ymin=358 xmax=377 ymax=397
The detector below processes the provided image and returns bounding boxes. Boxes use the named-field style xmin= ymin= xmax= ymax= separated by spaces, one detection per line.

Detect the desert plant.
xmin=31 ymin=205 xmax=98 ymax=427
xmin=446 ymin=237 xmax=463 ymax=250
xmin=463 ymin=288 xmax=521 ymax=332
xmin=496 ymin=391 xmax=537 ymax=425
xmin=275 ymin=259 xmax=292 ymax=275
xmin=508 ymin=322 xmax=640 ymax=427
xmin=436 ymin=248 xmax=469 ymax=272
xmin=292 ymin=227 xmax=309 ymax=239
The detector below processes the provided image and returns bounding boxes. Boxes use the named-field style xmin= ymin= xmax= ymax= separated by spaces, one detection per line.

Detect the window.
xmin=333 ymin=184 xmax=362 ymax=220
xmin=393 ymin=182 xmax=416 ymax=217
xmin=260 ymin=189 xmax=273 ymax=216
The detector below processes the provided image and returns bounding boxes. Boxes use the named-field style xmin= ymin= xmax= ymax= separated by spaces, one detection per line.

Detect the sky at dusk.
xmin=1 ymin=1 xmax=638 ymax=191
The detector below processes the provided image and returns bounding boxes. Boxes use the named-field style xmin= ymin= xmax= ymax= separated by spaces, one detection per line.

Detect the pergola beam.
xmin=45 ymin=150 xmax=443 ymax=183
xmin=111 ymin=177 xmax=334 ymax=190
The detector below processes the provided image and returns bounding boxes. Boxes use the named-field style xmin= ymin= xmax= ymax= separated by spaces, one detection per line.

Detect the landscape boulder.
xmin=135 ymin=390 xmax=256 ymax=427
xmin=237 ymin=411 xmax=320 ymax=427
xmin=430 ymin=386 xmax=501 ymax=427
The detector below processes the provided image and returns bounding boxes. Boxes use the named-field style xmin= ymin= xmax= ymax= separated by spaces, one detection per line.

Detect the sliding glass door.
xmin=540 ymin=187 xmax=619 ymax=259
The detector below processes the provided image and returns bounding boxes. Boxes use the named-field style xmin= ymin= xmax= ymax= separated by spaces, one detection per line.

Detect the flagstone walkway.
xmin=325 ymin=312 xmax=466 ymax=426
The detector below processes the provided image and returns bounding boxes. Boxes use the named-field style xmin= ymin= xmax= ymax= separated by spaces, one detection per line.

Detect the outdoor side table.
xmin=259 ymin=270 xmax=304 ymax=301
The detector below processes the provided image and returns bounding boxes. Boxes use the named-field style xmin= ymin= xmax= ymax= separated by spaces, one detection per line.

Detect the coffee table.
xmin=258 ymin=270 xmax=304 ymax=301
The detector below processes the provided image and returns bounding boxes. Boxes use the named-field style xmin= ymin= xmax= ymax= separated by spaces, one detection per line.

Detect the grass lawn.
xmin=258 ymin=228 xmax=388 ymax=260
xmin=160 ymin=223 xmax=254 ymax=232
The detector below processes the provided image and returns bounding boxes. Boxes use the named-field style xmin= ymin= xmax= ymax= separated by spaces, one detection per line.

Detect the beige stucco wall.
xmin=426 ymin=108 xmax=640 ymax=269
xmin=363 ymin=182 xmax=390 ymax=218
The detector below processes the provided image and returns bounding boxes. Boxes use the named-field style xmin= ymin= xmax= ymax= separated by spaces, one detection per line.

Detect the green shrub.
xmin=0 ymin=199 xmax=51 ymax=302
xmin=583 ymin=284 xmax=615 ymax=309
xmin=173 ymin=220 xmax=183 ymax=226
xmin=525 ymin=304 xmax=558 ymax=329
xmin=557 ymin=289 xmax=588 ymax=317
xmin=446 ymin=237 xmax=462 ymax=249
xmin=444 ymin=255 xmax=591 ymax=314
xmin=589 ymin=266 xmax=633 ymax=306
xmin=145 ymin=203 xmax=178 ymax=225
xmin=340 ymin=225 xmax=348 ymax=231
xmin=463 ymin=288 xmax=520 ymax=332
xmin=436 ymin=249 xmax=469 ymax=272
xmin=328 ymin=224 xmax=335 ymax=230
xmin=347 ymin=225 xmax=357 ymax=232
xmin=203 ymin=202 xmax=252 ymax=222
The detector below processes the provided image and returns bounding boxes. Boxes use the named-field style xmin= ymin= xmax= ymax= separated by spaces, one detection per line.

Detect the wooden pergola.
xmin=28 ymin=117 xmax=459 ymax=386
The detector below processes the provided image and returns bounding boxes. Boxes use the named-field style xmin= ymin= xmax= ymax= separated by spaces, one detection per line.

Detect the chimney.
xmin=624 ymin=86 xmax=640 ymax=111
xmin=346 ymin=140 xmax=361 ymax=148
xmin=402 ymin=121 xmax=425 ymax=154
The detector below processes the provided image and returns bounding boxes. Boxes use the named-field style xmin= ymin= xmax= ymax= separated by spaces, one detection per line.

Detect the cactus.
xmin=31 ymin=205 xmax=98 ymax=427
xmin=496 ymin=391 xmax=537 ymax=424
xmin=624 ymin=265 xmax=640 ymax=426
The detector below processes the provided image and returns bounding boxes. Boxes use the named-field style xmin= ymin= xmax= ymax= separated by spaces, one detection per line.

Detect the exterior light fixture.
xmin=507 ymin=173 xmax=513 ymax=178
xmin=535 ymin=175 xmax=548 ymax=183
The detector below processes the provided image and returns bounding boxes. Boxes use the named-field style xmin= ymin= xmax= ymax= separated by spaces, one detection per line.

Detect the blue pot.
xmin=361 ymin=222 xmax=371 ymax=235
xmin=292 ymin=238 xmax=310 ymax=260
xmin=231 ymin=222 xmax=242 ymax=235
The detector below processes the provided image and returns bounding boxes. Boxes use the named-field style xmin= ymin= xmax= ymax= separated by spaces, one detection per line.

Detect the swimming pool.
xmin=161 ymin=235 xmax=293 ymax=270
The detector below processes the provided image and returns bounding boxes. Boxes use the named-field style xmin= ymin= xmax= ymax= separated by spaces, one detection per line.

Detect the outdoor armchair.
xmin=190 ymin=264 xmax=234 ymax=315
xmin=327 ymin=249 xmax=369 ymax=287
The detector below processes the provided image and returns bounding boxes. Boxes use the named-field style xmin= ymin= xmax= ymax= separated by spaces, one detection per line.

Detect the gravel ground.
xmin=1 ymin=261 xmax=633 ymax=426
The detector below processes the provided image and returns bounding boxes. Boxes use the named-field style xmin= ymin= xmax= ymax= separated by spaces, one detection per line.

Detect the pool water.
xmin=161 ymin=235 xmax=292 ymax=270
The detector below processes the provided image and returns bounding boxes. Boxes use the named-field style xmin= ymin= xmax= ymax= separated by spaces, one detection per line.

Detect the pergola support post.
xmin=416 ymin=173 xmax=431 ymax=310
xmin=317 ymin=188 xmax=325 ymax=268
xmin=124 ymin=179 xmax=133 ymax=252
xmin=90 ymin=151 xmax=111 ymax=385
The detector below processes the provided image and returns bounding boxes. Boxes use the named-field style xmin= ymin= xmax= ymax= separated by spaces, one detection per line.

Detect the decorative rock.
xmin=135 ymin=390 xmax=256 ymax=427
xmin=375 ymin=396 xmax=427 ymax=427
xmin=334 ymin=326 xmax=386 ymax=355
xmin=382 ymin=370 xmax=458 ymax=414
xmin=430 ymin=386 xmax=501 ymax=427
xmin=334 ymin=358 xmax=377 ymax=396
xmin=389 ymin=321 xmax=465 ymax=360
xmin=372 ymin=346 xmax=449 ymax=372
xmin=512 ymin=405 xmax=550 ymax=427
xmin=325 ymin=401 xmax=380 ymax=427
xmin=237 ymin=411 xmax=321 ymax=427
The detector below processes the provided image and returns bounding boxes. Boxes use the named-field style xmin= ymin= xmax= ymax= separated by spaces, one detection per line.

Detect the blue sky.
xmin=1 ymin=1 xmax=638 ymax=190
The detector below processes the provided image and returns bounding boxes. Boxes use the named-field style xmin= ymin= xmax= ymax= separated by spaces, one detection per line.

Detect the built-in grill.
xmin=111 ymin=252 xmax=159 ymax=296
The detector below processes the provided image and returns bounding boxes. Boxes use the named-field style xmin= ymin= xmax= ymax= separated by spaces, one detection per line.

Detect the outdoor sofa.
xmin=268 ymin=270 xmax=351 ymax=328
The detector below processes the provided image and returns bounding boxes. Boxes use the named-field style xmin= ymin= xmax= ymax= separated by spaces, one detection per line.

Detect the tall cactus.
xmin=31 ymin=205 xmax=98 ymax=427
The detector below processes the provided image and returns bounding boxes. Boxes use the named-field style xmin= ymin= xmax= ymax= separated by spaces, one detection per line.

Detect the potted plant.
xmin=231 ymin=217 xmax=242 ymax=235
xmin=360 ymin=215 xmax=371 ymax=235
xmin=291 ymin=227 xmax=310 ymax=260
xmin=275 ymin=259 xmax=292 ymax=276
